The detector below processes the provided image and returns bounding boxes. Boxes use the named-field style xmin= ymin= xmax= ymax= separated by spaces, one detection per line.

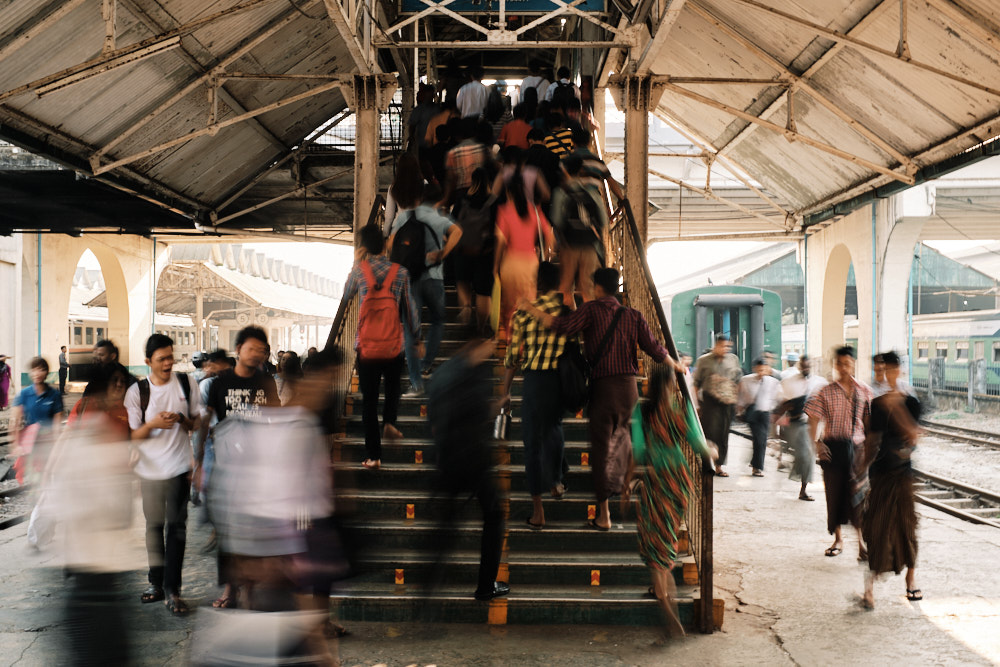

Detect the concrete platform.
xmin=0 ymin=435 xmax=998 ymax=666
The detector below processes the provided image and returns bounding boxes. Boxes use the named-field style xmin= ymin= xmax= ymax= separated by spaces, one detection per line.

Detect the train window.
xmin=96 ymin=328 xmax=104 ymax=340
xmin=955 ymin=341 xmax=968 ymax=361
xmin=73 ymin=326 xmax=82 ymax=345
xmin=975 ymin=341 xmax=984 ymax=360
xmin=85 ymin=327 xmax=94 ymax=345
xmin=994 ymin=343 xmax=1000 ymax=363
xmin=935 ymin=342 xmax=948 ymax=358
xmin=917 ymin=343 xmax=928 ymax=359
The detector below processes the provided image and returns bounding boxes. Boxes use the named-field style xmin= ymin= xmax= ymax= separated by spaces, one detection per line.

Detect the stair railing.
xmin=323 ymin=195 xmax=385 ymax=412
xmin=608 ymin=198 xmax=716 ymax=634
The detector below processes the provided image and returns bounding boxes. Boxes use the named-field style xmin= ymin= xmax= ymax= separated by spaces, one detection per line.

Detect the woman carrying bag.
xmin=492 ymin=168 xmax=555 ymax=341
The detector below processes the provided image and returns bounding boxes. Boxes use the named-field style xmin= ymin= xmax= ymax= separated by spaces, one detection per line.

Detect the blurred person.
xmin=569 ymin=125 xmax=623 ymax=204
xmin=441 ymin=117 xmax=491 ymax=208
xmin=388 ymin=180 xmax=462 ymax=397
xmin=544 ymin=113 xmax=574 ymax=157
xmin=385 ymin=152 xmax=426 ymax=236
xmin=628 ymin=366 xmax=716 ymax=638
xmin=93 ymin=339 xmax=136 ymax=387
xmin=58 ymin=345 xmax=70 ymax=395
xmin=519 ymin=59 xmax=550 ymax=103
xmin=424 ymin=99 xmax=457 ymax=149
xmin=453 ymin=168 xmax=498 ymax=333
xmin=408 ymin=82 xmax=440 ymax=154
xmin=427 ymin=123 xmax=453 ymax=186
xmin=12 ymin=356 xmax=64 ymax=548
xmin=493 ymin=145 xmax=550 ymax=207
xmin=125 ymin=333 xmax=201 ymax=615
xmin=805 ymin=345 xmax=873 ymax=560
xmin=543 ymin=66 xmax=581 ymax=110
xmin=736 ymin=357 xmax=780 ymax=477
xmin=502 ymin=262 xmax=569 ymax=529
xmin=47 ymin=364 xmax=137 ymax=665
xmin=457 ymin=66 xmax=489 ymax=119
xmin=498 ymin=103 xmax=532 ymax=150
xmin=0 ymin=353 xmax=10 ymax=410
xmin=773 ymin=354 xmax=827 ymax=500
xmin=307 ymin=346 xmax=318 ymax=358
xmin=426 ymin=335 xmax=508 ymax=601
xmin=278 ymin=352 xmax=303 ymax=406
xmin=344 ymin=225 xmax=421 ymax=468
xmin=200 ymin=326 xmax=280 ymax=609
xmin=492 ymin=168 xmax=555 ymax=340
xmin=518 ymin=268 xmax=677 ymax=531
xmin=524 ymin=127 xmax=563 ymax=196
xmin=693 ymin=336 xmax=742 ymax=477
xmin=781 ymin=352 xmax=800 ymax=379
xmin=192 ymin=349 xmax=229 ymax=508
xmin=487 ymin=80 xmax=513 ymax=137
xmin=860 ymin=351 xmax=922 ymax=609
xmin=549 ymin=155 xmax=606 ymax=308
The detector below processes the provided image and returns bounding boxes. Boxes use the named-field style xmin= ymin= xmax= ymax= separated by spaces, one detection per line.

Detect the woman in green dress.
xmin=629 ymin=366 xmax=716 ymax=637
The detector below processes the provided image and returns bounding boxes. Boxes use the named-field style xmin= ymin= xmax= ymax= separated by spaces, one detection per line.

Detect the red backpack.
xmin=357 ymin=261 xmax=404 ymax=361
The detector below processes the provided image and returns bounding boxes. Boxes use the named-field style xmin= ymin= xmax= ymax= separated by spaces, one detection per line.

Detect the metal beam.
xmin=728 ymin=0 xmax=1000 ymax=99
xmin=658 ymin=79 xmax=916 ymax=185
xmin=635 ymin=0 xmax=686 ymax=75
xmin=92 ymin=79 xmax=349 ymax=175
xmin=323 ymin=0 xmax=377 ymax=73
xmin=213 ymin=166 xmax=356 ymax=225
xmin=647 ymin=168 xmax=789 ymax=229
xmin=93 ymin=0 xmax=315 ymax=161
xmin=649 ymin=231 xmax=804 ymax=242
xmin=688 ymin=1 xmax=916 ymax=174
xmin=380 ymin=40 xmax=626 ymax=48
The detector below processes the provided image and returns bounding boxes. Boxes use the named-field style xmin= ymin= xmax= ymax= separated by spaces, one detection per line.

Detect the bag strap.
xmin=593 ymin=307 xmax=625 ymax=367
xmin=176 ymin=372 xmax=192 ymax=418
xmin=139 ymin=378 xmax=149 ymax=425
xmin=360 ymin=260 xmax=383 ymax=291
xmin=534 ymin=207 xmax=547 ymax=261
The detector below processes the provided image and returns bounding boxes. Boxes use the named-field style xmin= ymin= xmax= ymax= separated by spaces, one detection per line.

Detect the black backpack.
xmin=550 ymin=81 xmax=575 ymax=111
xmin=562 ymin=185 xmax=605 ymax=242
xmin=455 ymin=195 xmax=496 ymax=254
xmin=558 ymin=307 xmax=624 ymax=413
xmin=390 ymin=212 xmax=441 ymax=282
xmin=138 ymin=371 xmax=192 ymax=424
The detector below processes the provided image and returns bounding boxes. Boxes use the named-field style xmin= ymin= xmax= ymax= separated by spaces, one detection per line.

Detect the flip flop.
xmin=798 ymin=494 xmax=815 ymax=501
xmin=140 ymin=585 xmax=165 ymax=604
xmin=526 ymin=518 xmax=544 ymax=531
xmin=906 ymin=589 xmax=923 ymax=601
xmin=212 ymin=595 xmax=236 ymax=609
xmin=165 ymin=597 xmax=189 ymax=615
xmin=715 ymin=470 xmax=729 ymax=477
xmin=824 ymin=546 xmax=842 ymax=557
xmin=587 ymin=519 xmax=610 ymax=532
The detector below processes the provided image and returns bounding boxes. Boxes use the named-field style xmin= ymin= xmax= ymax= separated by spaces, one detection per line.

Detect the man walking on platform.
xmin=806 ymin=346 xmax=873 ymax=559
xmin=125 ymin=334 xmax=201 ymax=615
xmin=775 ymin=354 xmax=827 ymax=500
xmin=693 ymin=336 xmax=742 ymax=477
xmin=737 ymin=358 xmax=780 ymax=477
xmin=58 ymin=345 xmax=70 ymax=395
xmin=518 ymin=268 xmax=678 ymax=531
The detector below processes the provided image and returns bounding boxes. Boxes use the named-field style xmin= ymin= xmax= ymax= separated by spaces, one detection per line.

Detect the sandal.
xmin=715 ymin=470 xmax=729 ymax=477
xmin=798 ymin=494 xmax=815 ymax=501
xmin=212 ymin=595 xmax=236 ymax=609
xmin=140 ymin=585 xmax=165 ymax=604
xmin=906 ymin=589 xmax=923 ymax=601
xmin=587 ymin=518 xmax=610 ymax=532
xmin=824 ymin=546 xmax=842 ymax=557
xmin=526 ymin=518 xmax=544 ymax=531
xmin=362 ymin=459 xmax=381 ymax=470
xmin=165 ymin=597 xmax=189 ymax=615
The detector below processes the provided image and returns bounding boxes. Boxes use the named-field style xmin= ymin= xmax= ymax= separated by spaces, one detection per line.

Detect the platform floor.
xmin=1 ymin=435 xmax=998 ymax=666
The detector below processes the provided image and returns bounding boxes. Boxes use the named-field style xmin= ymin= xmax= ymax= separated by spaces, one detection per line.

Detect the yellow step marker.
xmin=406 ymin=504 xmax=415 ymax=519
xmin=414 ymin=450 xmax=423 ymax=463
xmin=581 ymin=452 xmax=589 ymax=466
xmin=591 ymin=570 xmax=600 ymax=586
xmin=487 ymin=598 xmax=508 ymax=625
xmin=587 ymin=505 xmax=596 ymax=520
xmin=394 ymin=569 xmax=404 ymax=585
xmin=419 ymin=405 xmax=427 ymax=417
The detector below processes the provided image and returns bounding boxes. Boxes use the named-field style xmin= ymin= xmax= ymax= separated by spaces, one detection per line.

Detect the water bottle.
xmin=493 ymin=405 xmax=511 ymax=440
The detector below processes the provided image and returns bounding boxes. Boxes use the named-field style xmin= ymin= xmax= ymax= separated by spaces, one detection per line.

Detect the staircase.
xmin=329 ymin=287 xmax=709 ymax=628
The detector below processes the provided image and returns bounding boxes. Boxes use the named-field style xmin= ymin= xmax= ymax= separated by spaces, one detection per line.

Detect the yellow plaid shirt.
xmin=505 ymin=293 xmax=569 ymax=371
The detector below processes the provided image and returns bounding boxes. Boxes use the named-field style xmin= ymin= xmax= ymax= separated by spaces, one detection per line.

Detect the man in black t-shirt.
xmin=197 ymin=325 xmax=279 ymax=610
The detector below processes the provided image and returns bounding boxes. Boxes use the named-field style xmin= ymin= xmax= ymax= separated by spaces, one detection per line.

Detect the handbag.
xmin=558 ymin=306 xmax=625 ymax=413
xmin=534 ymin=206 xmax=548 ymax=262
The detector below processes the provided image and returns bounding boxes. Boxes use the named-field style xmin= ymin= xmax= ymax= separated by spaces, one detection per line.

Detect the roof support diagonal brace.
xmin=658 ymin=78 xmax=915 ymax=185
xmin=687 ymin=1 xmax=916 ymax=175
xmin=323 ymin=0 xmax=378 ymax=74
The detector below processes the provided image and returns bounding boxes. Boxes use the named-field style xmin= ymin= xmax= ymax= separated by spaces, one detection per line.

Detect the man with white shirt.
xmin=776 ymin=354 xmax=827 ymax=500
xmin=125 ymin=333 xmax=201 ymax=615
xmin=737 ymin=357 xmax=780 ymax=477
xmin=519 ymin=60 xmax=550 ymax=104
xmin=457 ymin=66 xmax=489 ymax=119
xmin=871 ymin=352 xmax=914 ymax=397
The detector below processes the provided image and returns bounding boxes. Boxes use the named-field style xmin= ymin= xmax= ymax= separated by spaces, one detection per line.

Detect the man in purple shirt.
xmin=520 ymin=268 xmax=682 ymax=530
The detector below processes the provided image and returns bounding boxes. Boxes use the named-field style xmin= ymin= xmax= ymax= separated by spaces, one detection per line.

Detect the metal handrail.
xmin=609 ymin=198 xmax=715 ymax=634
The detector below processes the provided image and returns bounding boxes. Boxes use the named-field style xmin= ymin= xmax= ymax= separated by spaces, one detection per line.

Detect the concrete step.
xmin=335 ymin=438 xmax=593 ymax=467
xmin=330 ymin=582 xmax=699 ymax=627
xmin=335 ymin=462 xmax=608 ymax=495
xmin=343 ymin=415 xmax=594 ymax=441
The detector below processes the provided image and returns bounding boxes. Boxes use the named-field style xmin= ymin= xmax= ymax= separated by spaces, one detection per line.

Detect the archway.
xmin=821 ymin=243 xmax=853 ymax=370
xmin=67 ymin=247 xmax=131 ymax=380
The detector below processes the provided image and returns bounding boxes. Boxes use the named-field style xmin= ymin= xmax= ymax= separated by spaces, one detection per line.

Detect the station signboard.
xmin=400 ymin=0 xmax=606 ymax=14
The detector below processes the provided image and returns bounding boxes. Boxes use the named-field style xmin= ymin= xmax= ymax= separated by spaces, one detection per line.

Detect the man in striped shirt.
xmin=805 ymin=345 xmax=873 ymax=559
xmin=520 ymin=268 xmax=682 ymax=531
xmin=502 ymin=263 xmax=569 ymax=529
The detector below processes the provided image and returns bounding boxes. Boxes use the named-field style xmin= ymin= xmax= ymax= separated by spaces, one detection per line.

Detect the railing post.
xmin=348 ymin=75 xmax=397 ymax=239
xmin=699 ymin=466 xmax=714 ymax=633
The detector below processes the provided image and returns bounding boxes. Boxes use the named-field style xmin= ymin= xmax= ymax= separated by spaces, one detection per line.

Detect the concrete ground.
xmin=0 ymin=435 xmax=998 ymax=666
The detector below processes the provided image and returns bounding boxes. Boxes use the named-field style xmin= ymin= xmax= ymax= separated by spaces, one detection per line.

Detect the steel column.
xmin=611 ymin=76 xmax=663 ymax=244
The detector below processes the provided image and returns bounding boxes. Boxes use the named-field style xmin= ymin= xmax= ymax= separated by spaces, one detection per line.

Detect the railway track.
xmin=0 ymin=483 xmax=31 ymax=530
xmin=919 ymin=421 xmax=1000 ymax=450
xmin=729 ymin=427 xmax=1000 ymax=529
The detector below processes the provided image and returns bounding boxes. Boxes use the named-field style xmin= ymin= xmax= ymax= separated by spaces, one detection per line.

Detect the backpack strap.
xmin=360 ymin=260 xmax=382 ymax=290
xmin=138 ymin=378 xmax=150 ymax=425
xmin=593 ymin=307 xmax=626 ymax=368
xmin=175 ymin=372 xmax=192 ymax=418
